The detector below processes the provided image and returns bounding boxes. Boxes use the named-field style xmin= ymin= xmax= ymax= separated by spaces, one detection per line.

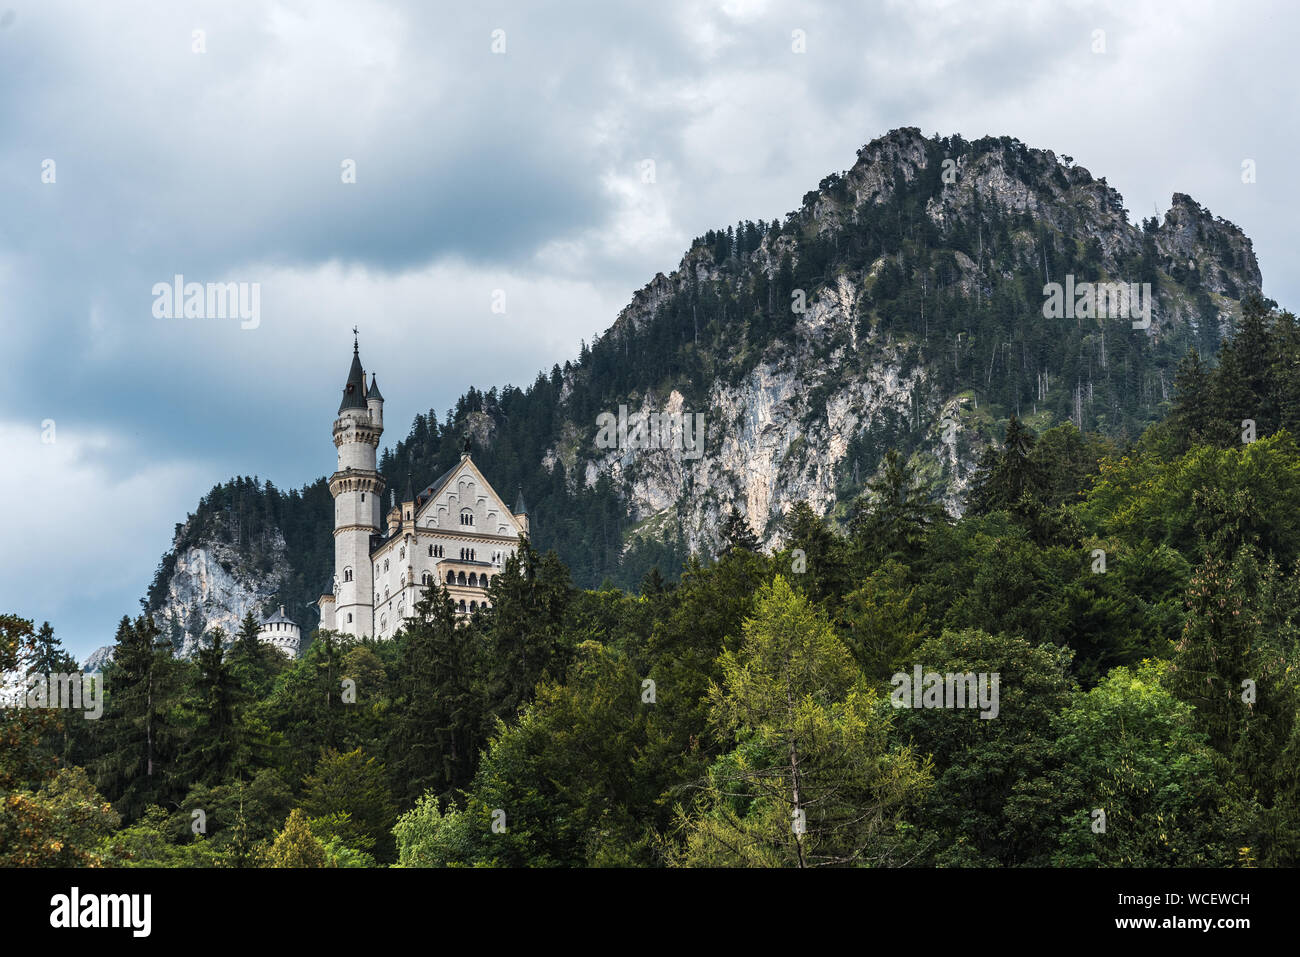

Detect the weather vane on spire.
xmin=352 ymin=326 xmax=359 ymax=353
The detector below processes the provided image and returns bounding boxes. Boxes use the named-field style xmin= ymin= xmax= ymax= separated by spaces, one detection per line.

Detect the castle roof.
xmin=263 ymin=605 xmax=297 ymax=626
xmin=514 ymin=487 xmax=528 ymax=515
xmin=368 ymin=374 xmax=383 ymax=402
xmin=338 ymin=343 xmax=368 ymax=414
xmin=414 ymin=462 xmax=460 ymax=510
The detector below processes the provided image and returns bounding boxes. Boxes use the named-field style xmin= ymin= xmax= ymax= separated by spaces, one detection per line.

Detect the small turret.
xmin=258 ymin=605 xmax=302 ymax=658
xmin=401 ymin=473 xmax=417 ymax=524
xmin=386 ymin=489 xmax=402 ymax=536
xmin=367 ymin=373 xmax=384 ymax=427
xmin=514 ymin=487 xmax=530 ymax=537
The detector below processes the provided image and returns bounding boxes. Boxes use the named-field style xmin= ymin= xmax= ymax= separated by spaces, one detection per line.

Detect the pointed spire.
xmin=403 ymin=472 xmax=416 ymax=505
xmin=338 ymin=336 xmax=368 ymax=413
xmin=368 ymin=373 xmax=383 ymax=402
xmin=514 ymin=486 xmax=528 ymax=515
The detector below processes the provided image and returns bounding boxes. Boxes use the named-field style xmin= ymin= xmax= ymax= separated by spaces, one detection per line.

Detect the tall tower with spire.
xmin=327 ymin=332 xmax=384 ymax=637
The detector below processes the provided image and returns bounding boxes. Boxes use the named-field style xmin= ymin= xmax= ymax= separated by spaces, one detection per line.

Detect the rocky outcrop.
xmin=150 ymin=526 xmax=290 ymax=658
xmin=81 ymin=646 xmax=114 ymax=671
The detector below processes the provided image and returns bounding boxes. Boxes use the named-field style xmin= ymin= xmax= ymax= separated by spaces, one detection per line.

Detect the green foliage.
xmin=261 ymin=808 xmax=327 ymax=868
xmin=1027 ymin=661 xmax=1227 ymax=866
xmin=0 ymin=767 xmax=120 ymax=867
xmin=675 ymin=577 xmax=930 ymax=867
xmin=896 ymin=629 xmax=1077 ymax=866
xmin=299 ymin=747 xmax=398 ymax=862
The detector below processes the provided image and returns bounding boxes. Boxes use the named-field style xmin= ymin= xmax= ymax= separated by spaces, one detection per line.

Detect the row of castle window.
xmin=350 ymin=545 xmax=510 ymax=592
xmin=375 ymin=570 xmax=493 ymax=602
xmin=460 ymin=509 xmax=474 ymax=526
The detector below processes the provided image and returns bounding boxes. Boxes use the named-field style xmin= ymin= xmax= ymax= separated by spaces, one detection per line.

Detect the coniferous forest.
xmin=5 ymin=297 xmax=1300 ymax=868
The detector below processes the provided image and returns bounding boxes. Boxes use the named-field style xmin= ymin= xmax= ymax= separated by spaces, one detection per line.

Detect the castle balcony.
xmin=434 ymin=558 xmax=499 ymax=591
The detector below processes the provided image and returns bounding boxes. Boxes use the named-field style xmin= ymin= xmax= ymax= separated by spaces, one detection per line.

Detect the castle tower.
xmin=329 ymin=335 xmax=385 ymax=637
xmin=258 ymin=605 xmax=302 ymax=658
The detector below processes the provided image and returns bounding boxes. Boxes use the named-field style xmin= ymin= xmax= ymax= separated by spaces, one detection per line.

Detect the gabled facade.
xmin=318 ymin=337 xmax=528 ymax=639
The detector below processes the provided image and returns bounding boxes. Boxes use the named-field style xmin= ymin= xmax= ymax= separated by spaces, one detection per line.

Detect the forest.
xmin=4 ymin=297 xmax=1299 ymax=868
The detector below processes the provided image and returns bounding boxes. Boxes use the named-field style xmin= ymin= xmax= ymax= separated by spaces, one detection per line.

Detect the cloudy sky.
xmin=1 ymin=0 xmax=1294 ymax=659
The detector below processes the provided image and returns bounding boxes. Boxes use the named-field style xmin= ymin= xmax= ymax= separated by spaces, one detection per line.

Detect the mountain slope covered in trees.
xmin=144 ymin=127 xmax=1265 ymax=645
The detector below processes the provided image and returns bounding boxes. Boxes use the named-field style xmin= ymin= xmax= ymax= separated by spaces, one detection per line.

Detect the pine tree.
xmin=719 ymin=506 xmax=760 ymax=556
xmin=966 ymin=415 xmax=1045 ymax=517
xmin=188 ymin=629 xmax=248 ymax=785
xmin=389 ymin=584 xmax=482 ymax=802
xmin=1170 ymin=349 xmax=1213 ymax=450
xmin=93 ymin=614 xmax=185 ymax=820
xmin=782 ymin=501 xmax=848 ymax=601
xmin=262 ymin=808 xmax=327 ymax=868
xmin=30 ymin=621 xmax=77 ymax=675
xmin=677 ymin=577 xmax=929 ymax=867
xmin=850 ymin=449 xmax=945 ymax=563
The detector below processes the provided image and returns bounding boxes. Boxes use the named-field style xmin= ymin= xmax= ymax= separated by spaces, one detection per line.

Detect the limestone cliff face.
xmin=149 ymin=522 xmax=290 ymax=658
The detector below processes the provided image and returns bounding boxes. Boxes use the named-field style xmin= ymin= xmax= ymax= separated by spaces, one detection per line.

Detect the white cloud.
xmin=0 ymin=421 xmax=210 ymax=659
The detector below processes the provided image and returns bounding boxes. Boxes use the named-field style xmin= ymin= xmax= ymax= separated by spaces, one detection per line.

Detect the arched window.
xmin=343 ymin=567 xmax=353 ymax=582
xmin=428 ymin=545 xmax=434 ymax=557
xmin=469 ymin=601 xmax=477 ymax=612
xmin=469 ymin=573 xmax=478 ymax=587
xmin=384 ymin=559 xmax=390 ymax=572
xmin=458 ymin=600 xmax=466 ymax=612
xmin=461 ymin=509 xmax=474 ymax=526
xmin=446 ymin=571 xmax=455 ymax=585
xmin=457 ymin=571 xmax=466 ymax=586
xmin=380 ymin=614 xmax=387 ymax=632
xmin=400 ymin=546 xmax=406 ymax=560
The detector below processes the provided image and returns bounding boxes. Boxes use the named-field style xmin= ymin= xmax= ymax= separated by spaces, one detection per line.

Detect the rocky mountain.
xmin=81 ymin=646 xmax=114 ymax=672
xmin=144 ymin=127 xmax=1264 ymax=648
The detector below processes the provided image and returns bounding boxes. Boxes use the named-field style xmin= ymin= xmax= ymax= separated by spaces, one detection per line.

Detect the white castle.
xmin=307 ymin=334 xmax=529 ymax=642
